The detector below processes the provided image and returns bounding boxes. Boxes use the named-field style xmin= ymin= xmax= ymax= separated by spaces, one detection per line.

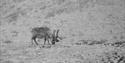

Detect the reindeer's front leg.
xmin=45 ymin=36 xmax=51 ymax=45
xmin=44 ymin=37 xmax=47 ymax=45
xmin=51 ymin=40 xmax=55 ymax=45
xmin=47 ymin=38 xmax=51 ymax=45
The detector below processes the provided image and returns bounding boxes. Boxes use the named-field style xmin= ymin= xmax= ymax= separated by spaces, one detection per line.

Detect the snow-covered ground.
xmin=0 ymin=0 xmax=125 ymax=63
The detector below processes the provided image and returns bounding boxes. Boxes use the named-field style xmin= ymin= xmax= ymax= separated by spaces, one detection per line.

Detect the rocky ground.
xmin=0 ymin=0 xmax=125 ymax=63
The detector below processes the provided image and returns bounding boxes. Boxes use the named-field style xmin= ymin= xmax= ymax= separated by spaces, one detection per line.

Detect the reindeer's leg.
xmin=51 ymin=36 xmax=55 ymax=45
xmin=47 ymin=39 xmax=50 ymax=45
xmin=46 ymin=35 xmax=50 ymax=45
xmin=44 ymin=37 xmax=47 ymax=45
xmin=32 ymin=36 xmax=39 ymax=45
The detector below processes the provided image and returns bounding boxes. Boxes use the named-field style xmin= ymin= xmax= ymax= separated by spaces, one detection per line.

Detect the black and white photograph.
xmin=0 ymin=0 xmax=125 ymax=63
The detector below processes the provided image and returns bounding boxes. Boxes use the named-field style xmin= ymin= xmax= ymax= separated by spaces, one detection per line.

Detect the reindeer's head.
xmin=51 ymin=29 xmax=60 ymax=45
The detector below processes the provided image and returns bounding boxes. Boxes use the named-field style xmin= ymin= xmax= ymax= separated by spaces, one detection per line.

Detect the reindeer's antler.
xmin=56 ymin=29 xmax=59 ymax=38
xmin=56 ymin=29 xmax=64 ymax=40
xmin=54 ymin=29 xmax=60 ymax=42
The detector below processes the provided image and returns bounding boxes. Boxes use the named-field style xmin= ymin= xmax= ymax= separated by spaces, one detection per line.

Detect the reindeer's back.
xmin=31 ymin=27 xmax=51 ymax=36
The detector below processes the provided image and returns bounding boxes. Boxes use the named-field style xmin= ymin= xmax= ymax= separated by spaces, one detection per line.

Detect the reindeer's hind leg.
xmin=32 ymin=35 xmax=39 ymax=45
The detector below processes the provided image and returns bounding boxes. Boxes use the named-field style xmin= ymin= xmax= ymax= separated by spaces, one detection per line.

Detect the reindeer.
xmin=31 ymin=26 xmax=60 ymax=46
